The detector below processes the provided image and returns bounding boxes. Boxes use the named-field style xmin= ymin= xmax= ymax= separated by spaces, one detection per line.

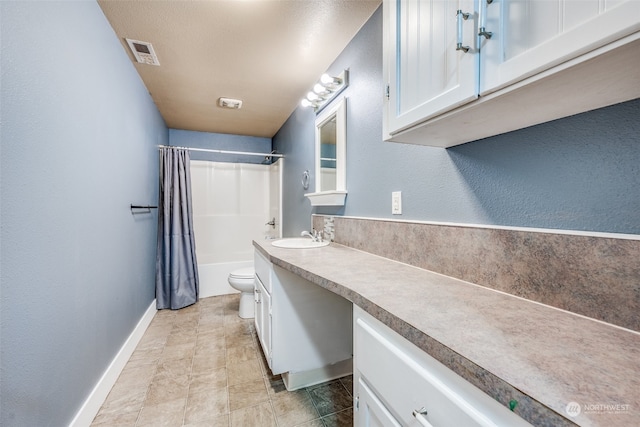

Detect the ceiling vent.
xmin=125 ymin=38 xmax=160 ymax=66
xmin=218 ymin=97 xmax=243 ymax=109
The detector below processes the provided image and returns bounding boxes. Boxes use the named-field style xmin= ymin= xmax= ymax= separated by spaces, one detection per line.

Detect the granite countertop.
xmin=253 ymin=240 xmax=640 ymax=427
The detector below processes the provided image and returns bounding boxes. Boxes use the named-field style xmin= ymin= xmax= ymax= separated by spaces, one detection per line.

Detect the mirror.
xmin=305 ymin=97 xmax=347 ymax=206
xmin=319 ymin=116 xmax=337 ymax=191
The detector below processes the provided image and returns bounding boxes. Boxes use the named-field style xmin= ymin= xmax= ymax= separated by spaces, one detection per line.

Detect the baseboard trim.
xmin=282 ymin=358 xmax=353 ymax=391
xmin=69 ymin=299 xmax=157 ymax=427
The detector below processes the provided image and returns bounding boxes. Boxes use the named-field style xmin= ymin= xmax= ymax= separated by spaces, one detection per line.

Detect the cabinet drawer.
xmin=254 ymin=249 xmax=272 ymax=293
xmin=354 ymin=307 xmax=531 ymax=427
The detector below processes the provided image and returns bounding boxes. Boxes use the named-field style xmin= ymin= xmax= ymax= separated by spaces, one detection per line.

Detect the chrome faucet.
xmin=300 ymin=229 xmax=322 ymax=242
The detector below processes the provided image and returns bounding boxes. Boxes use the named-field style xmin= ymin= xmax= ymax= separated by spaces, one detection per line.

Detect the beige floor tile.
xmin=99 ymin=381 xmax=147 ymax=415
xmin=191 ymin=349 xmax=226 ymax=373
xmin=160 ymin=341 xmax=196 ymax=362
xmin=152 ymin=309 xmax=177 ymax=322
xmin=200 ymin=322 xmax=225 ymax=332
xmin=114 ymin=362 xmax=156 ymax=389
xmin=189 ymin=366 xmax=228 ymax=393
xmin=195 ymin=335 xmax=226 ymax=354
xmin=227 ymin=358 xmax=262 ymax=386
xmin=224 ymin=321 xmax=253 ymax=337
xmin=225 ymin=333 xmax=255 ymax=349
xmin=136 ymin=333 xmax=169 ymax=350
xmin=145 ymin=374 xmax=190 ymax=405
xmin=155 ymin=356 xmax=193 ymax=379
xmin=128 ymin=345 xmax=164 ymax=366
xmin=183 ymin=413 xmax=229 ymax=427
xmin=172 ymin=321 xmax=199 ymax=334
xmin=90 ymin=408 xmax=139 ymax=426
xmin=228 ymin=378 xmax=269 ymax=411
xmin=183 ymin=388 xmax=229 ymax=424
xmin=271 ymin=389 xmax=320 ymax=427
xmin=229 ymin=401 xmax=276 ymax=427
xmin=93 ymin=295 xmax=354 ymax=427
xmin=198 ymin=324 xmax=225 ymax=338
xmin=165 ymin=330 xmax=197 ymax=346
xmin=226 ymin=346 xmax=257 ymax=365
xmin=204 ymin=313 xmax=226 ymax=321
xmin=180 ymin=303 xmax=201 ymax=312
xmin=136 ymin=397 xmax=186 ymax=426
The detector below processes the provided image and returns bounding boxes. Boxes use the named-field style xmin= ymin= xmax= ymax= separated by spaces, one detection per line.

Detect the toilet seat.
xmin=229 ymin=267 xmax=254 ymax=280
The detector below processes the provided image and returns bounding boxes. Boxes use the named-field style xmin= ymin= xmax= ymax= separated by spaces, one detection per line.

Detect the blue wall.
xmin=274 ymin=7 xmax=640 ymax=236
xmin=170 ymin=129 xmax=272 ymax=164
xmin=0 ymin=2 xmax=167 ymax=425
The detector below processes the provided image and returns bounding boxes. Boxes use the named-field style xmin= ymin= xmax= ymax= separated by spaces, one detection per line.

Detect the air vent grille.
xmin=125 ymin=38 xmax=160 ymax=66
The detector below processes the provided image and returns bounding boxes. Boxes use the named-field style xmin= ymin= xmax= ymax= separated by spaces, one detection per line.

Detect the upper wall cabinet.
xmin=383 ymin=0 xmax=640 ymax=148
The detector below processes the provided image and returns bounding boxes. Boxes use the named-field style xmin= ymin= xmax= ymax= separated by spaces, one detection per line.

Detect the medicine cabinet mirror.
xmin=305 ymin=97 xmax=347 ymax=206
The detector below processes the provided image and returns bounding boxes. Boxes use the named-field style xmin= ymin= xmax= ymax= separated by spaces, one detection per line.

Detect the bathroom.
xmin=1 ymin=1 xmax=639 ymax=427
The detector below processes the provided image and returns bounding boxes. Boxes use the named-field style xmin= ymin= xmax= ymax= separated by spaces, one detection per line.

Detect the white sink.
xmin=271 ymin=238 xmax=330 ymax=249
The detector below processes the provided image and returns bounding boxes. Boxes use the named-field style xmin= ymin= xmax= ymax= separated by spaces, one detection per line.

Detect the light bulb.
xmin=313 ymin=83 xmax=329 ymax=95
xmin=301 ymin=99 xmax=313 ymax=108
xmin=307 ymin=91 xmax=320 ymax=101
xmin=320 ymin=74 xmax=340 ymax=85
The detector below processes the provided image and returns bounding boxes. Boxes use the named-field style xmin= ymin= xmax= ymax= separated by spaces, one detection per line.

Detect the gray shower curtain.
xmin=155 ymin=147 xmax=199 ymax=310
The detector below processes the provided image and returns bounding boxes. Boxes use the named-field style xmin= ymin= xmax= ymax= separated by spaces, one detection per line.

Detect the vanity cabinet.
xmin=354 ymin=306 xmax=532 ymax=427
xmin=254 ymin=266 xmax=272 ymax=366
xmin=254 ymin=249 xmax=353 ymax=390
xmin=383 ymin=0 xmax=640 ymax=147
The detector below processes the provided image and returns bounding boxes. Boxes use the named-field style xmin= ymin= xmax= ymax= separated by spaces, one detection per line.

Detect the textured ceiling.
xmin=98 ymin=0 xmax=380 ymax=138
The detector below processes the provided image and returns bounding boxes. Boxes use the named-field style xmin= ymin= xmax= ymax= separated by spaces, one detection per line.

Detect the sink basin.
xmin=271 ymin=238 xmax=330 ymax=249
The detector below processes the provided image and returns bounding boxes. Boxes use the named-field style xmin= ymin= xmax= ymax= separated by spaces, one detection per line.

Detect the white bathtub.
xmin=197 ymin=258 xmax=253 ymax=298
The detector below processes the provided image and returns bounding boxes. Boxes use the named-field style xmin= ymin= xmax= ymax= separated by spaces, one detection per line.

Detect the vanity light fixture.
xmin=300 ymin=70 xmax=348 ymax=113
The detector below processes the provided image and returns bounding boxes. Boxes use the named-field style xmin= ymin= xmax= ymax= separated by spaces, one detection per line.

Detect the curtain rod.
xmin=158 ymin=145 xmax=284 ymax=158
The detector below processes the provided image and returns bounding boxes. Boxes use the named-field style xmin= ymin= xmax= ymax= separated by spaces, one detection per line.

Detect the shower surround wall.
xmin=191 ymin=160 xmax=281 ymax=297
xmin=170 ymin=128 xmax=280 ymax=297
xmin=313 ymin=215 xmax=640 ymax=333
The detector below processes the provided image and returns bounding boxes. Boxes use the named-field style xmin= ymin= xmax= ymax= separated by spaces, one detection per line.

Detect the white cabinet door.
xmin=384 ymin=0 xmax=478 ymax=136
xmin=356 ymin=378 xmax=402 ymax=427
xmin=480 ymin=0 xmax=640 ymax=94
xmin=254 ymin=276 xmax=272 ymax=367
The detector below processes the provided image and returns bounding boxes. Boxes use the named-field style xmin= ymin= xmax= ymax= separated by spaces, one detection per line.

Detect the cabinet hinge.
xmin=355 ymin=395 xmax=359 ymax=410
xmin=385 ymin=84 xmax=390 ymax=100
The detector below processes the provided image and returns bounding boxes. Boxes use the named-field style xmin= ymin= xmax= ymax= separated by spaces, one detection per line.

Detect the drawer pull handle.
xmin=456 ymin=10 xmax=471 ymax=52
xmin=478 ymin=0 xmax=493 ymax=39
xmin=412 ymin=407 xmax=434 ymax=427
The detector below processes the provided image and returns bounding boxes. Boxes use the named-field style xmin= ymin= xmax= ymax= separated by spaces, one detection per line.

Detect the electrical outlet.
xmin=392 ymin=191 xmax=402 ymax=215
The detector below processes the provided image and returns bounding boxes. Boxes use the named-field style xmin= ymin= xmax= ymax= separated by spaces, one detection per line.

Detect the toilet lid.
xmin=229 ymin=267 xmax=255 ymax=279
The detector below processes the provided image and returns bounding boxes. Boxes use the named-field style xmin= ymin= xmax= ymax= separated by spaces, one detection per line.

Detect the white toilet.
xmin=228 ymin=267 xmax=255 ymax=318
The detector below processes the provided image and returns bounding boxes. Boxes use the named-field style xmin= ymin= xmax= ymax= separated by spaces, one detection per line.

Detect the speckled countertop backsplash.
xmin=313 ymin=215 xmax=640 ymax=332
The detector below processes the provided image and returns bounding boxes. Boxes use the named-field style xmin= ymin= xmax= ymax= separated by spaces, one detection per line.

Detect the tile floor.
xmin=91 ymin=294 xmax=354 ymax=427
